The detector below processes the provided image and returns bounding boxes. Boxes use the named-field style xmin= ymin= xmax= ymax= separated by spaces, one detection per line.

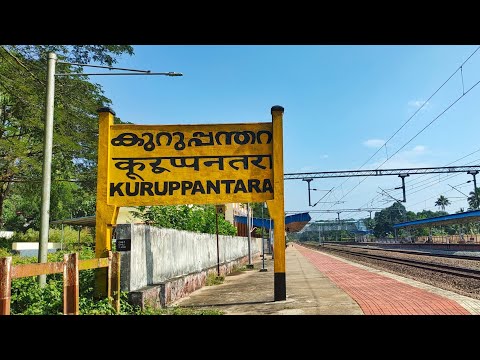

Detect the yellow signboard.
xmin=95 ymin=106 xmax=285 ymax=301
xmin=107 ymin=123 xmax=273 ymax=206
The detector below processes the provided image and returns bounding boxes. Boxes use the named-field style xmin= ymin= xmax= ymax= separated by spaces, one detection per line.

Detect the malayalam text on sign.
xmin=107 ymin=123 xmax=274 ymax=206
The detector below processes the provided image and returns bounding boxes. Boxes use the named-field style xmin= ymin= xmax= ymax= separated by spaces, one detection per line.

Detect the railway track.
xmin=303 ymin=243 xmax=480 ymax=281
xmin=325 ymin=243 xmax=480 ymax=261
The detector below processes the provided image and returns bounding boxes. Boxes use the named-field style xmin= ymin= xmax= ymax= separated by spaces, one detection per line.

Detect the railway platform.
xmin=172 ymin=243 xmax=480 ymax=315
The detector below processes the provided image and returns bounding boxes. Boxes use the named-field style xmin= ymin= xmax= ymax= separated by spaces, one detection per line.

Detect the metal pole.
xmin=398 ymin=174 xmax=409 ymax=202
xmin=318 ymin=223 xmax=321 ymax=245
xmin=216 ymin=211 xmax=220 ymax=276
xmin=38 ymin=52 xmax=57 ymax=287
xmin=246 ymin=203 xmax=253 ymax=268
xmin=336 ymin=213 xmax=340 ymax=242
xmin=471 ymin=171 xmax=479 ymax=209
xmin=304 ymin=178 xmax=313 ymax=207
xmin=269 ymin=217 xmax=272 ymax=255
xmin=260 ymin=202 xmax=267 ymax=272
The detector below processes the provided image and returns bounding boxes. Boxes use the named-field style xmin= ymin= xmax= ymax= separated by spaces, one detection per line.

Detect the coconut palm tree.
xmin=467 ymin=188 xmax=480 ymax=210
xmin=435 ymin=195 xmax=450 ymax=211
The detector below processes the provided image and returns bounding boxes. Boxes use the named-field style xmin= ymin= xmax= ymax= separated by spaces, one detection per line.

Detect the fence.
xmin=0 ymin=251 xmax=120 ymax=315
xmin=414 ymin=234 xmax=479 ymax=244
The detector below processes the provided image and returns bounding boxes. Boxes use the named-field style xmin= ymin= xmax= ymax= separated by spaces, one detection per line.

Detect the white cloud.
xmin=408 ymin=99 xmax=429 ymax=111
xmin=363 ymin=139 xmax=385 ymax=148
xmin=412 ymin=145 xmax=426 ymax=153
xmin=368 ymin=145 xmax=430 ymax=169
xmin=319 ymin=154 xmax=328 ymax=159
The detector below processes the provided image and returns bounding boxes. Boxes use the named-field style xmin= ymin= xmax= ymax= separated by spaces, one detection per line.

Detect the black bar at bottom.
xmin=274 ymin=272 xmax=286 ymax=301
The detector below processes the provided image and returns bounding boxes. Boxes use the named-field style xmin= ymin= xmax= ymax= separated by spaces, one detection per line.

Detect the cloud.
xmin=368 ymin=145 xmax=429 ymax=169
xmin=319 ymin=154 xmax=328 ymax=159
xmin=412 ymin=145 xmax=426 ymax=153
xmin=408 ymin=100 xmax=429 ymax=111
xmin=363 ymin=139 xmax=385 ymax=148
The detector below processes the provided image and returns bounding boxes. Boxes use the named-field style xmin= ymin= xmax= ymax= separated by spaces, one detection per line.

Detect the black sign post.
xmin=215 ymin=206 xmax=220 ymax=276
xmin=116 ymin=238 xmax=131 ymax=252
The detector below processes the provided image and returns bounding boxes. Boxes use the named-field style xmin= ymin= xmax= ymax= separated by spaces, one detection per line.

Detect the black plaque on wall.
xmin=116 ymin=238 xmax=131 ymax=251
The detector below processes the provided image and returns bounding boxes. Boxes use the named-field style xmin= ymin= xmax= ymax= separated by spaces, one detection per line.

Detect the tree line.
xmin=0 ymin=45 xmax=135 ymax=233
xmin=292 ymin=192 xmax=480 ymax=243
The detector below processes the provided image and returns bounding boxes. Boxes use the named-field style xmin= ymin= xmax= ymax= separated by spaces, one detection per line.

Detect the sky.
xmin=90 ymin=45 xmax=480 ymax=221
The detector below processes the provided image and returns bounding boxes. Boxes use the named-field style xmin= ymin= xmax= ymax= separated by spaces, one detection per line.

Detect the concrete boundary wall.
xmin=117 ymin=224 xmax=263 ymax=308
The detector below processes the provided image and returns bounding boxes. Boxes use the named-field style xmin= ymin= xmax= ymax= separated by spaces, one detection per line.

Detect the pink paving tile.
xmin=294 ymin=244 xmax=470 ymax=315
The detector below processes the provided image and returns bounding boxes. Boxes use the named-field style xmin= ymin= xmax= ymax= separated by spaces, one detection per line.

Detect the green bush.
xmin=0 ymin=247 xmax=11 ymax=257
xmin=6 ymin=247 xmax=219 ymax=315
xmin=11 ymin=277 xmax=63 ymax=315
xmin=11 ymin=229 xmax=40 ymax=243
xmin=132 ymin=205 xmax=237 ymax=235
xmin=48 ymin=227 xmax=94 ymax=247
xmin=6 ymin=245 xmax=224 ymax=315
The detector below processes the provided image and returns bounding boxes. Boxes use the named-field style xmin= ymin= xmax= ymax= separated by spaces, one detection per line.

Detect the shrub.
xmin=205 ymin=272 xmax=225 ymax=286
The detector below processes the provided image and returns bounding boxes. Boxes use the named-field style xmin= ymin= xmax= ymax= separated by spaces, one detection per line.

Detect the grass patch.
xmin=228 ymin=264 xmax=252 ymax=276
xmin=141 ymin=306 xmax=224 ymax=315
xmin=234 ymin=265 xmax=249 ymax=271
xmin=205 ymin=272 xmax=225 ymax=286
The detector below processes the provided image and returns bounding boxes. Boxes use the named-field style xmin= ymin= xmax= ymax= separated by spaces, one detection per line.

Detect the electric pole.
xmin=38 ymin=52 xmax=57 ymax=287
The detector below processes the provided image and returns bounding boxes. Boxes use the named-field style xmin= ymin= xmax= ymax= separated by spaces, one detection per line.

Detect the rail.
xmin=310 ymin=244 xmax=480 ymax=280
xmin=0 ymin=251 xmax=120 ymax=315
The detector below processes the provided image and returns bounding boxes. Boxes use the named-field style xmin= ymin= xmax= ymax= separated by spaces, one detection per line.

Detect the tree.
xmin=434 ymin=195 xmax=450 ymax=211
xmin=249 ymin=202 xmax=270 ymax=219
xmin=373 ymin=202 xmax=406 ymax=238
xmin=467 ymin=188 xmax=480 ymax=210
xmin=0 ymin=45 xmax=133 ymax=229
xmin=362 ymin=217 xmax=375 ymax=231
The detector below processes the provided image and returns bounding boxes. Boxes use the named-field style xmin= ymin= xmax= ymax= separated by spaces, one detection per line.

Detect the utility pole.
xmin=38 ymin=52 xmax=57 ymax=287
xmin=246 ymin=203 xmax=253 ymax=269
xmin=259 ymin=202 xmax=267 ymax=272
xmin=336 ymin=212 xmax=340 ymax=241
xmin=468 ymin=170 xmax=479 ymax=209
xmin=303 ymin=178 xmax=313 ymax=206
xmin=318 ymin=222 xmax=322 ymax=245
xmin=215 ymin=208 xmax=220 ymax=276
xmin=37 ymin=54 xmax=182 ymax=289
xmin=394 ymin=174 xmax=409 ymax=202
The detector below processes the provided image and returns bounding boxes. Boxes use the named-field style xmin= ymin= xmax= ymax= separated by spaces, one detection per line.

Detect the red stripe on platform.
xmin=295 ymin=245 xmax=470 ymax=315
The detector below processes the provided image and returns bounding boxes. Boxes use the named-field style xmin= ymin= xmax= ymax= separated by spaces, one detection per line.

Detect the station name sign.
xmin=107 ymin=123 xmax=274 ymax=206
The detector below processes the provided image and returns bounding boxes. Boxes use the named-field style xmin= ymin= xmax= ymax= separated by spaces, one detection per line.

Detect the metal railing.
xmin=0 ymin=251 xmax=120 ymax=315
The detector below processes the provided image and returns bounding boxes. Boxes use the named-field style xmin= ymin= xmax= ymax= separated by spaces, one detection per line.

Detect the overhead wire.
xmin=325 ymin=46 xmax=480 ymax=209
xmin=334 ymin=61 xmax=480 ymax=209
xmin=360 ymin=148 xmax=480 ymax=209
xmin=336 ymin=79 xmax=480 ymax=207
xmin=395 ymin=147 xmax=480 ymax=189
xmin=372 ymin=157 xmax=480 ymax=208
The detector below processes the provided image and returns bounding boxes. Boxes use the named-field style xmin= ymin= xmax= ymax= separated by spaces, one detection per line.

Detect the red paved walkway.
xmin=295 ymin=244 xmax=470 ymax=315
